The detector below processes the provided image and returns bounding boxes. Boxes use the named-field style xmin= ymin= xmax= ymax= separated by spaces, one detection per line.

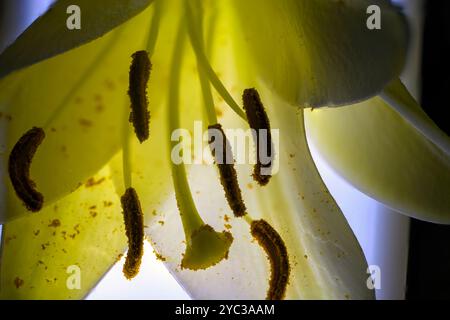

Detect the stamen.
xmin=251 ymin=219 xmax=290 ymax=300
xmin=195 ymin=2 xmax=217 ymax=125
xmin=8 ymin=127 xmax=45 ymax=212
xmin=243 ymin=88 xmax=273 ymax=186
xmin=185 ymin=0 xmax=247 ymax=121
xmin=128 ymin=50 xmax=151 ymax=143
xmin=145 ymin=0 xmax=163 ymax=56
xmin=122 ymin=4 xmax=162 ymax=189
xmin=119 ymin=7 xmax=162 ymax=279
xmin=121 ymin=187 xmax=144 ymax=280
xmin=208 ymin=123 xmax=247 ymax=217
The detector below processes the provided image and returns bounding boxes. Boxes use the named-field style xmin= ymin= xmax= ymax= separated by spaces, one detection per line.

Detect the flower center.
xmin=167 ymin=22 xmax=233 ymax=270
xmin=184 ymin=0 xmax=290 ymax=298
xmin=7 ymin=0 xmax=291 ymax=299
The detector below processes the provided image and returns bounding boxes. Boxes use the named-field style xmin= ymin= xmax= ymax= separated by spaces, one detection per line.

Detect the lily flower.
xmin=0 ymin=0 xmax=448 ymax=300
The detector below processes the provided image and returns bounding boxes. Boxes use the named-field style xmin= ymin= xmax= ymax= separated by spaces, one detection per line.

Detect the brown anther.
xmin=121 ymin=187 xmax=145 ymax=280
xmin=128 ymin=50 xmax=151 ymax=143
xmin=251 ymin=219 xmax=290 ymax=300
xmin=242 ymin=88 xmax=273 ymax=186
xmin=8 ymin=127 xmax=45 ymax=212
xmin=208 ymin=123 xmax=246 ymax=217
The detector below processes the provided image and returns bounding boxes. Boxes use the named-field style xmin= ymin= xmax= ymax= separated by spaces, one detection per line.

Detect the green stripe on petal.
xmin=381 ymin=79 xmax=450 ymax=156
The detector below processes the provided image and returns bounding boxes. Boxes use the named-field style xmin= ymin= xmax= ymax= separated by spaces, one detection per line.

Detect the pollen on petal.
xmin=128 ymin=50 xmax=151 ymax=143
xmin=121 ymin=187 xmax=145 ymax=280
xmin=8 ymin=127 xmax=45 ymax=212
xmin=251 ymin=219 xmax=290 ymax=300
xmin=242 ymin=88 xmax=273 ymax=186
xmin=208 ymin=123 xmax=247 ymax=217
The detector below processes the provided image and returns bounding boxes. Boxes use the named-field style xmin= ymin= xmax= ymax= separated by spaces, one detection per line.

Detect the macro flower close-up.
xmin=0 ymin=0 xmax=449 ymax=302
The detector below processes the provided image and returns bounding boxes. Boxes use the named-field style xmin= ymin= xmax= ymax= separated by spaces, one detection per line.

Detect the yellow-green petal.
xmin=229 ymin=0 xmax=408 ymax=107
xmin=0 ymin=7 xmax=153 ymax=223
xmin=0 ymin=0 xmax=153 ymax=78
xmin=0 ymin=165 xmax=126 ymax=299
xmin=147 ymin=87 xmax=373 ymax=299
xmin=305 ymin=95 xmax=450 ymax=223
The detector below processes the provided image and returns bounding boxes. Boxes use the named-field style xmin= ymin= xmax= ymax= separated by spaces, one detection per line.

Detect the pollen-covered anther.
xmin=8 ymin=127 xmax=45 ymax=212
xmin=128 ymin=50 xmax=151 ymax=143
xmin=208 ymin=123 xmax=247 ymax=217
xmin=242 ymin=88 xmax=273 ymax=186
xmin=121 ymin=187 xmax=145 ymax=280
xmin=251 ymin=219 xmax=290 ymax=300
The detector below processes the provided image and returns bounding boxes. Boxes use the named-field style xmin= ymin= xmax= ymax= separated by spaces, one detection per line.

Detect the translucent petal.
xmin=0 ymin=0 xmax=153 ymax=78
xmin=0 ymin=165 xmax=126 ymax=299
xmin=229 ymin=0 xmax=408 ymax=107
xmin=140 ymin=88 xmax=373 ymax=299
xmin=305 ymin=96 xmax=450 ymax=223
xmin=0 ymin=7 xmax=153 ymax=222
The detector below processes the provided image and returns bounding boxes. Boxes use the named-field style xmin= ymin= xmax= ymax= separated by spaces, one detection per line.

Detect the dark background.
xmin=406 ymin=0 xmax=450 ymax=300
